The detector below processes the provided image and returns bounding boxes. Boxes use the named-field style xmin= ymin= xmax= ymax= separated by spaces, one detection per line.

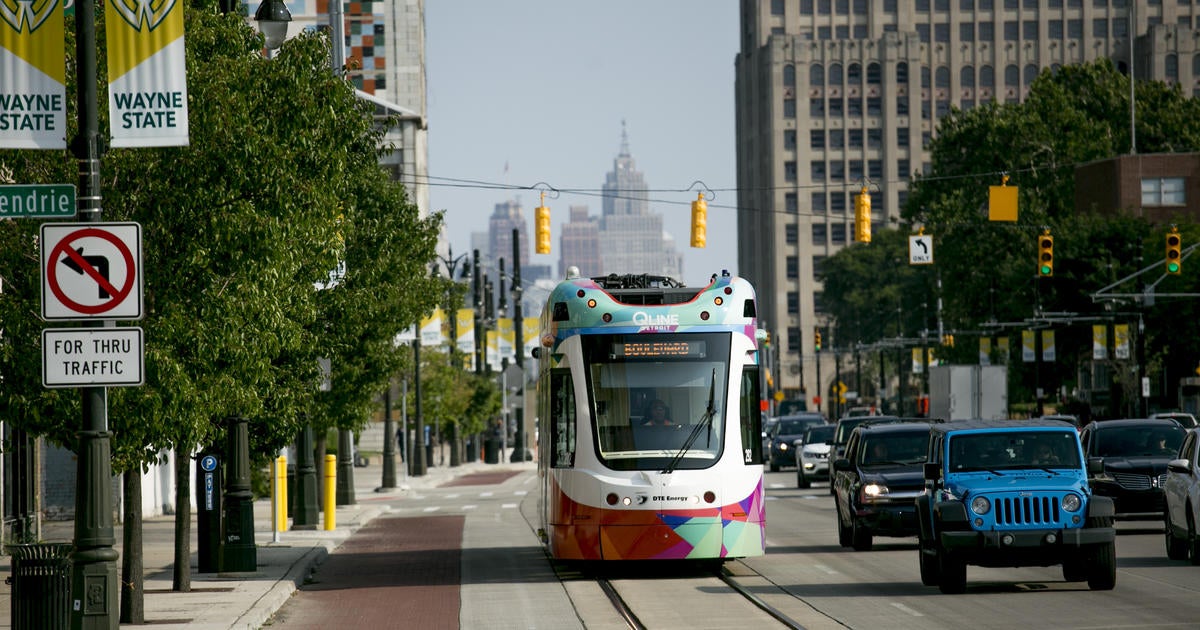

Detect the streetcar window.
xmin=550 ymin=369 xmax=576 ymax=468
xmin=582 ymin=332 xmax=731 ymax=471
xmin=740 ymin=366 xmax=764 ymax=464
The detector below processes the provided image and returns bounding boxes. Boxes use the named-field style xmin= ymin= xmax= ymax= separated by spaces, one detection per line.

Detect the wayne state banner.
xmin=0 ymin=0 xmax=66 ymax=149
xmin=105 ymin=0 xmax=188 ymax=147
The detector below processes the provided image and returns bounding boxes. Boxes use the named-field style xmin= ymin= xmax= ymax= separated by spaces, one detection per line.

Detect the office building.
xmin=598 ymin=125 xmax=684 ymax=279
xmin=735 ymin=0 xmax=1194 ymax=403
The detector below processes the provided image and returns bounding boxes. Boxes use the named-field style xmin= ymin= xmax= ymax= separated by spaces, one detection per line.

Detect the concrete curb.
xmin=232 ymin=543 xmax=331 ymax=630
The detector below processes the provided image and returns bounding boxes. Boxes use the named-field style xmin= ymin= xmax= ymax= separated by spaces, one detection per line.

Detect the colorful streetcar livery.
xmin=535 ymin=269 xmax=766 ymax=561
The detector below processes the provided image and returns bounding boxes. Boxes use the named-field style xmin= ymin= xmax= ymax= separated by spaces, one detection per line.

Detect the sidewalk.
xmin=0 ymin=454 xmax=536 ymax=629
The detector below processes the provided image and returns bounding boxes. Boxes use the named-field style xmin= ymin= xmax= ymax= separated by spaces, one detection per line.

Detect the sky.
xmin=424 ymin=2 xmax=741 ymax=288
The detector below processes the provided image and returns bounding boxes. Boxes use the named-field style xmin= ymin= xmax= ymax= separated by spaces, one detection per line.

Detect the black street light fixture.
xmin=433 ymin=249 xmax=470 ymax=467
xmin=253 ymin=0 xmax=292 ymax=50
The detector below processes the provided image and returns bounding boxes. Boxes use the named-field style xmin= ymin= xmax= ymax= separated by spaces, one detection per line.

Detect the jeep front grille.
xmin=994 ymin=495 xmax=1061 ymax=526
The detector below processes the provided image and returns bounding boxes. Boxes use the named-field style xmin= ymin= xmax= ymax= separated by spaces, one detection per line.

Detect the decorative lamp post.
xmin=253 ymin=0 xmax=292 ymax=51
xmin=433 ymin=249 xmax=470 ymax=466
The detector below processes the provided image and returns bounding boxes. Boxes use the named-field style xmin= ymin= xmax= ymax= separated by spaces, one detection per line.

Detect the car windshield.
xmin=805 ymin=425 xmax=835 ymax=444
xmin=1093 ymin=424 xmax=1184 ymax=458
xmin=949 ymin=431 xmax=1081 ymax=472
xmin=858 ymin=431 xmax=929 ymax=465
xmin=778 ymin=418 xmax=819 ymax=435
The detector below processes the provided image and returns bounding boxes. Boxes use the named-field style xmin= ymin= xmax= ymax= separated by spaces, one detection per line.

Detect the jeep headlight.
xmin=1061 ymin=494 xmax=1082 ymax=512
xmin=778 ymin=443 xmax=788 ymax=451
xmin=859 ymin=483 xmax=888 ymax=503
xmin=970 ymin=496 xmax=991 ymax=515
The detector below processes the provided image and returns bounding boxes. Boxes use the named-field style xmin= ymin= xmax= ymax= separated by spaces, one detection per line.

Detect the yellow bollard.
xmin=275 ymin=456 xmax=288 ymax=533
xmin=323 ymin=454 xmax=336 ymax=530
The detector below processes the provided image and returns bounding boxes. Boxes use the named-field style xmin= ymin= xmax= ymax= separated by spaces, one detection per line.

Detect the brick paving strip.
xmin=265 ymin=515 xmax=463 ymax=629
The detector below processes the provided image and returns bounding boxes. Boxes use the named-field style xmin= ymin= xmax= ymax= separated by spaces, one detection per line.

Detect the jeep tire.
xmin=1086 ymin=541 xmax=1116 ymax=591
xmin=851 ymin=517 xmax=873 ymax=551
xmin=937 ymin=550 xmax=967 ymax=594
xmin=836 ymin=504 xmax=852 ymax=547
xmin=918 ymin=541 xmax=941 ymax=586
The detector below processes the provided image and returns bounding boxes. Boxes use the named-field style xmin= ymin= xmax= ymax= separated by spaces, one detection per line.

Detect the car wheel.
xmin=937 ymin=551 xmax=966 ymax=594
xmin=1166 ymin=508 xmax=1188 ymax=561
xmin=851 ymin=517 xmax=873 ymax=551
xmin=918 ymin=541 xmax=941 ymax=586
xmin=836 ymin=503 xmax=852 ymax=547
xmin=1188 ymin=512 xmax=1200 ymax=566
xmin=797 ymin=469 xmax=810 ymax=489
xmin=770 ymin=460 xmax=780 ymax=473
xmin=1086 ymin=540 xmax=1117 ymax=591
xmin=1061 ymin=553 xmax=1087 ymax=582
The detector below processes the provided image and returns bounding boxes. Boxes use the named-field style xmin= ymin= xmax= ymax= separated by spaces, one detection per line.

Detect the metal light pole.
xmin=412 ymin=333 xmax=427 ymax=476
xmin=379 ymin=382 xmax=396 ymax=489
xmin=433 ymin=249 xmax=469 ymax=467
xmin=69 ymin=0 xmax=117 ymax=626
xmin=510 ymin=228 xmax=530 ymax=462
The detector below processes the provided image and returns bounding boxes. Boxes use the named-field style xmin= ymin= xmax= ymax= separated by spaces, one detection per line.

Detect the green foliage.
xmin=0 ymin=7 xmax=439 ymax=470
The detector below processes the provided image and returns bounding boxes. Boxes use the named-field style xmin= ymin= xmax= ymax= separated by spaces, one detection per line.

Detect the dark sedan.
xmin=767 ymin=413 xmax=826 ymax=472
xmin=831 ymin=421 xmax=932 ymax=551
xmin=1080 ymin=418 xmax=1186 ymax=518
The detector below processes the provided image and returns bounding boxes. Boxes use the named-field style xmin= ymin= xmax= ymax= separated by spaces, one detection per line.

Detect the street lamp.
xmin=253 ymin=0 xmax=292 ymax=50
xmin=432 ymin=248 xmax=470 ymax=466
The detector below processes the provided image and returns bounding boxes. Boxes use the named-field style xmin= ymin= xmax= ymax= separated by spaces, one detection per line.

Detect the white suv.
xmin=796 ymin=424 xmax=835 ymax=489
xmin=1164 ymin=427 xmax=1200 ymax=562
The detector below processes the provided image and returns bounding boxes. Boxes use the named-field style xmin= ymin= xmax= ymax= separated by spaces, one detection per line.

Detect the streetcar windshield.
xmin=582 ymin=332 xmax=730 ymax=471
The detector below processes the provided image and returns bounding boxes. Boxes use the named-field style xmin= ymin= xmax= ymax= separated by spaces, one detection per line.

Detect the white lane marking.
xmin=462 ymin=505 xmax=478 ymax=510
xmin=769 ymin=483 xmax=786 ymax=489
xmin=445 ymin=494 xmax=460 ymax=499
xmin=890 ymin=602 xmax=923 ymax=617
xmin=502 ymin=503 xmax=518 ymax=509
xmin=812 ymin=564 xmax=839 ymax=575
xmin=514 ymin=490 xmax=528 ymax=496
xmin=765 ymin=496 xmax=779 ymax=501
xmin=422 ymin=506 xmax=441 ymax=513
xmin=480 ymin=492 xmax=494 ymax=497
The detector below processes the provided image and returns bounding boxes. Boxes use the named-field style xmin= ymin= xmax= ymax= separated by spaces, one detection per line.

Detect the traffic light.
xmin=535 ymin=192 xmax=551 ymax=254
xmin=814 ymin=327 xmax=822 ymax=352
xmin=854 ymin=186 xmax=871 ymax=243
xmin=1037 ymin=230 xmax=1053 ymax=277
xmin=1166 ymin=227 xmax=1182 ymax=275
xmin=690 ymin=192 xmax=707 ymax=248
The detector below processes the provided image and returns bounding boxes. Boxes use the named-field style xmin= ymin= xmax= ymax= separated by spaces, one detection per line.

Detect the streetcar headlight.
xmin=970 ymin=496 xmax=991 ymax=515
xmin=1061 ymin=494 xmax=1081 ymax=512
xmin=622 ymin=496 xmax=632 ymax=506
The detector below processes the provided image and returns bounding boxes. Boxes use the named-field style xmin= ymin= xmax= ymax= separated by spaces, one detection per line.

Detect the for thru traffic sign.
xmin=42 ymin=328 xmax=145 ymax=388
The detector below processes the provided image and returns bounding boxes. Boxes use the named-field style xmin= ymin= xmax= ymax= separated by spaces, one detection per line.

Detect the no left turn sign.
xmin=41 ymin=222 xmax=143 ymax=321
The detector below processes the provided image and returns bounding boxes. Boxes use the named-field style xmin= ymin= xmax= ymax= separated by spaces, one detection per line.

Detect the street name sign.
xmin=0 ymin=184 xmax=76 ymax=218
xmin=42 ymin=327 xmax=144 ymax=388
xmin=40 ymin=222 xmax=143 ymax=321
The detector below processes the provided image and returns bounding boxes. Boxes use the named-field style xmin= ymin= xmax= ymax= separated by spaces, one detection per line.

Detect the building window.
xmin=1068 ymin=19 xmax=1083 ymax=38
xmin=848 ymin=63 xmax=862 ymax=86
xmin=960 ymin=23 xmax=975 ymax=41
xmin=812 ymin=191 xmax=827 ymax=214
xmin=936 ymin=99 xmax=951 ymax=116
xmin=811 ymin=64 xmax=825 ymax=86
xmin=1004 ymin=21 xmax=1018 ymax=41
xmin=787 ymin=255 xmax=799 ymax=279
xmin=1023 ymin=20 xmax=1038 ymax=39
xmin=867 ymin=63 xmax=881 ymax=85
xmin=784 ymin=98 xmax=796 ymax=118
xmin=830 ymin=160 xmax=846 ymax=181
xmin=787 ymin=327 xmax=801 ymax=352
xmin=961 ymin=66 xmax=975 ymax=87
xmin=786 ymin=223 xmax=798 ymax=244
xmin=869 ymin=159 xmax=883 ymax=179
xmin=786 ymin=161 xmax=798 ymax=182
xmin=801 ymin=0 xmax=813 ymax=14
xmin=1166 ymin=54 xmax=1178 ymax=82
xmin=1093 ymin=18 xmax=1107 ymax=38
xmin=921 ymin=100 xmax=931 ymax=120
xmin=980 ymin=65 xmax=994 ymax=89
xmin=897 ymin=62 xmax=909 ymax=84
xmin=819 ymin=26 xmax=832 ymax=40
xmin=829 ymin=98 xmax=844 ymax=116
xmin=810 ymin=161 xmax=824 ymax=181
xmin=830 ymin=129 xmax=844 ymax=149
xmin=1193 ymin=54 xmax=1200 ymax=78
xmin=1049 ymin=20 xmax=1063 ymax=39
xmin=810 ymin=98 xmax=825 ymax=117
xmin=786 ymin=192 xmax=799 ymax=213
xmin=979 ymin=21 xmax=993 ymax=41
xmin=848 ymin=129 xmax=863 ymax=148
xmin=898 ymin=159 xmax=911 ymax=177
xmin=849 ymin=160 xmax=864 ymax=180
xmin=785 ymin=129 xmax=798 ymax=151
xmin=809 ymin=130 xmax=824 ymax=149
xmin=830 ymin=190 xmax=847 ymax=213
xmin=922 ymin=131 xmax=932 ymax=148
xmin=787 ymin=292 xmax=799 ymax=315
xmin=917 ymin=23 xmax=931 ymax=42
xmin=853 ymin=24 xmax=867 ymax=38
xmin=868 ymin=128 xmax=882 ymax=148
xmin=1113 ymin=17 xmax=1127 ymax=38
xmin=818 ymin=0 xmax=831 ymax=13
xmin=935 ymin=23 xmax=949 ymax=42
xmin=896 ymin=96 xmax=909 ymax=115
xmin=829 ymin=63 xmax=843 ymax=85
xmin=831 ymin=223 xmax=847 ymax=244
xmin=921 ymin=66 xmax=931 ymax=88
xmin=936 ymin=66 xmax=950 ymax=88
xmin=836 ymin=25 xmax=849 ymax=38
xmin=867 ymin=97 xmax=881 ymax=116
xmin=897 ymin=127 xmax=910 ymax=147
xmin=848 ymin=98 xmax=862 ymax=116
xmin=813 ymin=256 xmax=827 ymax=280
xmin=1005 ymin=64 xmax=1019 ymax=86
xmin=1142 ymin=177 xmax=1186 ymax=206
xmin=811 ymin=223 xmax=827 ymax=245
xmin=771 ymin=0 xmax=785 ymax=15
xmin=783 ymin=65 xmax=796 ymax=88
xmin=1024 ymin=64 xmax=1039 ymax=86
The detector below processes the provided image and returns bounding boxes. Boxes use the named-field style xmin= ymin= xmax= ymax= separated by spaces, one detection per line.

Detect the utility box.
xmin=929 ymin=365 xmax=1008 ymax=421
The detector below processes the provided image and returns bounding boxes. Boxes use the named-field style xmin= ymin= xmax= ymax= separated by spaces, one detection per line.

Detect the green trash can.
xmin=6 ymin=542 xmax=72 ymax=630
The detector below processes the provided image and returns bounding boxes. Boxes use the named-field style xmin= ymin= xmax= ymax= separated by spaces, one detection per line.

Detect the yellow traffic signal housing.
xmin=690 ymin=193 xmax=707 ymax=248
xmin=1166 ymin=227 xmax=1182 ymax=275
xmin=535 ymin=192 xmax=551 ymax=254
xmin=814 ymin=328 xmax=822 ymax=352
xmin=1037 ymin=230 xmax=1054 ymax=277
xmin=854 ymin=186 xmax=871 ymax=243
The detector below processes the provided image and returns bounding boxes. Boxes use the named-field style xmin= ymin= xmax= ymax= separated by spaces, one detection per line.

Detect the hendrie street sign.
xmin=0 ymin=184 xmax=76 ymax=218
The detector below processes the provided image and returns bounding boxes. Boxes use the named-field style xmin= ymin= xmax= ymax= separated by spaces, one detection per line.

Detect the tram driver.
xmin=643 ymin=399 xmax=674 ymax=426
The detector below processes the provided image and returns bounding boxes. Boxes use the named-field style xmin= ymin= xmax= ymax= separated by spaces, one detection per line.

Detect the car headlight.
xmin=778 ymin=443 xmax=788 ymax=451
xmin=861 ymin=483 xmax=888 ymax=498
xmin=1061 ymin=494 xmax=1082 ymax=512
xmin=970 ymin=496 xmax=991 ymax=515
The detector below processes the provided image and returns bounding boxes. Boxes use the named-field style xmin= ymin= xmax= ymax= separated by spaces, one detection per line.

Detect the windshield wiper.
xmin=663 ymin=369 xmax=717 ymax=474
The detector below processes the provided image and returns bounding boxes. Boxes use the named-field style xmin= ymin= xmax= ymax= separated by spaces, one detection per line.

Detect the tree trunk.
xmin=173 ymin=447 xmax=192 ymax=591
xmin=119 ymin=470 xmax=144 ymax=624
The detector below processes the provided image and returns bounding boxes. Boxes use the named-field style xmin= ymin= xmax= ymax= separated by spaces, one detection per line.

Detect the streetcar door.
xmin=740 ymin=366 xmax=764 ymax=464
xmin=550 ymin=369 xmax=577 ymax=468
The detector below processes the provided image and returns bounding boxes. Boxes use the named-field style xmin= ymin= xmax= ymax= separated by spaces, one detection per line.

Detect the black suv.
xmin=1080 ymin=418 xmax=1186 ymax=518
xmin=767 ymin=413 xmax=826 ymax=472
xmin=831 ymin=422 xmax=932 ymax=551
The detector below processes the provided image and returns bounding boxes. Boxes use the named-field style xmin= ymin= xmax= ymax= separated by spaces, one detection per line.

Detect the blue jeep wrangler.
xmin=917 ymin=419 xmax=1116 ymax=594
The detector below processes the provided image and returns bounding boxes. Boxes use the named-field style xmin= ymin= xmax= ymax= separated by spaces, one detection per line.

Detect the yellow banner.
xmin=1093 ymin=325 xmax=1108 ymax=360
xmin=979 ymin=337 xmax=991 ymax=366
xmin=1114 ymin=324 xmax=1130 ymax=360
xmin=1022 ymin=330 xmax=1035 ymax=362
xmin=0 ymin=0 xmax=66 ymax=148
xmin=419 ymin=308 xmax=444 ymax=346
xmin=105 ymin=0 xmax=188 ymax=146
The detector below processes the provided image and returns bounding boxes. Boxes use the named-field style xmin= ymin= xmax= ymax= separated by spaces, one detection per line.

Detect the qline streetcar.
xmin=534 ymin=269 xmax=766 ymax=561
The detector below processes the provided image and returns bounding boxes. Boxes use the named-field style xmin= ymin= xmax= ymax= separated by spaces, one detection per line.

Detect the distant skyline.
xmin=424 ymin=2 xmax=740 ymax=288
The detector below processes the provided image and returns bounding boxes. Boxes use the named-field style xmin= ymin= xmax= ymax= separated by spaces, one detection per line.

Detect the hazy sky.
xmin=424 ymin=2 xmax=740 ymax=288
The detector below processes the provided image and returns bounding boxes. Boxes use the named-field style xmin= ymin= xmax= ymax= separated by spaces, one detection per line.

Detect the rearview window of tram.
xmin=582 ymin=333 xmax=732 ymax=470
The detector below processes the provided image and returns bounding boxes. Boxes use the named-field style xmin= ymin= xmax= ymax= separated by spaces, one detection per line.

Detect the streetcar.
xmin=533 ymin=268 xmax=766 ymax=561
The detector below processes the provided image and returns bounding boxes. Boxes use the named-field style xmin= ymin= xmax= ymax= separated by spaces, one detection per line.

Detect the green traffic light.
xmin=1168 ymin=262 xmax=1181 ymax=274
xmin=1040 ymin=265 xmax=1052 ymax=276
